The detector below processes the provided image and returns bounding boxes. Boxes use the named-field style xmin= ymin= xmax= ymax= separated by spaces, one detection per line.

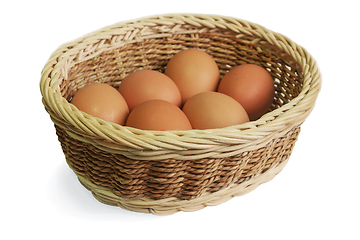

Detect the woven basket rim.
xmin=40 ymin=13 xmax=321 ymax=159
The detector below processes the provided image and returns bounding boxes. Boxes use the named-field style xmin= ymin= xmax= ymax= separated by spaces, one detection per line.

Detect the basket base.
xmin=77 ymin=156 xmax=290 ymax=215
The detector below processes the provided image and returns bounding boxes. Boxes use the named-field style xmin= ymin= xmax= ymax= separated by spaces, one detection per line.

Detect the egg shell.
xmin=217 ymin=64 xmax=275 ymax=121
xmin=125 ymin=99 xmax=192 ymax=131
xmin=118 ymin=69 xmax=182 ymax=111
xmin=164 ymin=48 xmax=220 ymax=105
xmin=182 ymin=91 xmax=249 ymax=130
xmin=70 ymin=83 xmax=129 ymax=125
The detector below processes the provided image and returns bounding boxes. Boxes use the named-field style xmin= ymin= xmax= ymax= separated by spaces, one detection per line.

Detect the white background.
xmin=2 ymin=1 xmax=359 ymax=239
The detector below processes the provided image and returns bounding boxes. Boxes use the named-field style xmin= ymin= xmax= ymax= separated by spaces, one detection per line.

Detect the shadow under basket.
xmin=40 ymin=14 xmax=321 ymax=215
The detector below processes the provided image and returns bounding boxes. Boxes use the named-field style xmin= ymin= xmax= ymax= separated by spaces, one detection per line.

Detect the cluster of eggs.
xmin=71 ymin=49 xmax=275 ymax=131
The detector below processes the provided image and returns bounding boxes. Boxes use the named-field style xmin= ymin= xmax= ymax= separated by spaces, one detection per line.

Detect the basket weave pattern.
xmin=56 ymin=125 xmax=300 ymax=200
xmin=40 ymin=14 xmax=321 ymax=214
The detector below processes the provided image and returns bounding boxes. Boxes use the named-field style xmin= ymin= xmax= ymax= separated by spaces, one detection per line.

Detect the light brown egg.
xmin=70 ymin=83 xmax=129 ymax=125
xmin=217 ymin=64 xmax=275 ymax=121
xmin=164 ymin=48 xmax=220 ymax=105
xmin=182 ymin=92 xmax=249 ymax=130
xmin=125 ymin=99 xmax=192 ymax=131
xmin=118 ymin=69 xmax=182 ymax=111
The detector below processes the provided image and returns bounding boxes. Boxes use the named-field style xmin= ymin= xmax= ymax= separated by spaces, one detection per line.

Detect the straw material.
xmin=78 ymin=156 xmax=290 ymax=215
xmin=40 ymin=14 xmax=321 ymax=214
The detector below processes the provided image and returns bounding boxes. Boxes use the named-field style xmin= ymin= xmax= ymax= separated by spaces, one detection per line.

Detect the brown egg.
xmin=182 ymin=92 xmax=249 ymax=130
xmin=125 ymin=100 xmax=192 ymax=131
xmin=217 ymin=64 xmax=275 ymax=121
xmin=71 ymin=83 xmax=129 ymax=125
xmin=118 ymin=69 xmax=182 ymax=111
xmin=164 ymin=48 xmax=220 ymax=105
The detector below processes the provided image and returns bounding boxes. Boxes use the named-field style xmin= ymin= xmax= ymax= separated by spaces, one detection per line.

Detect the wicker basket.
xmin=40 ymin=14 xmax=321 ymax=215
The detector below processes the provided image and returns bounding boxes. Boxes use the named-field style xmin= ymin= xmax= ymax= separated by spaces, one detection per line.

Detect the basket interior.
xmin=60 ymin=32 xmax=303 ymax=112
